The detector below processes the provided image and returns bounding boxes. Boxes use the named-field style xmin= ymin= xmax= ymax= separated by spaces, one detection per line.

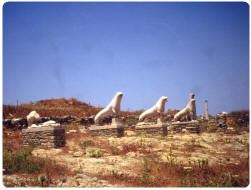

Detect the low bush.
xmin=88 ymin=149 xmax=104 ymax=158
xmin=3 ymin=147 xmax=41 ymax=174
xmin=98 ymin=156 xmax=249 ymax=187
xmin=3 ymin=146 xmax=73 ymax=187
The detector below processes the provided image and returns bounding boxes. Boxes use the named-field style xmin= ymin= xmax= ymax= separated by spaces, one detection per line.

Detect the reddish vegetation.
xmin=3 ymin=129 xmax=23 ymax=152
xmin=3 ymin=98 xmax=100 ymax=118
xmin=3 ymin=98 xmax=138 ymax=119
xmin=98 ymin=156 xmax=249 ymax=187
xmin=3 ymin=129 xmax=73 ymax=187
xmin=226 ymin=110 xmax=249 ymax=128
xmin=37 ymin=98 xmax=90 ymax=107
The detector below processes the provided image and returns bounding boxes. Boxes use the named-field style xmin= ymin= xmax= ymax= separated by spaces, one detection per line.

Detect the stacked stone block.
xmin=135 ymin=124 xmax=168 ymax=136
xmin=22 ymin=126 xmax=65 ymax=148
xmin=89 ymin=118 xmax=125 ymax=137
xmin=170 ymin=121 xmax=200 ymax=133
xmin=89 ymin=125 xmax=124 ymax=137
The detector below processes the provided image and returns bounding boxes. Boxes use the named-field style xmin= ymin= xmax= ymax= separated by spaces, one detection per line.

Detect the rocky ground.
xmin=4 ymin=129 xmax=248 ymax=187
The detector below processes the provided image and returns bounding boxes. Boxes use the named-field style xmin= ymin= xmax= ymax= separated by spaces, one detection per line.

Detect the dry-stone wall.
xmin=169 ymin=121 xmax=200 ymax=133
xmin=89 ymin=126 xmax=124 ymax=137
xmin=22 ymin=126 xmax=65 ymax=148
xmin=135 ymin=125 xmax=168 ymax=136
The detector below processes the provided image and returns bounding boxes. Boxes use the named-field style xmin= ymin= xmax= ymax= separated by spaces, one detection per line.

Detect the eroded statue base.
xmin=22 ymin=125 xmax=65 ymax=148
xmin=89 ymin=118 xmax=126 ymax=137
xmin=169 ymin=120 xmax=200 ymax=133
xmin=135 ymin=119 xmax=168 ymax=136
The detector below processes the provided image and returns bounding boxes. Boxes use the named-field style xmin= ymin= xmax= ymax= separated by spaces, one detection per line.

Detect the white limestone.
xmin=173 ymin=93 xmax=197 ymax=122
xmin=139 ymin=96 xmax=168 ymax=122
xmin=26 ymin=110 xmax=40 ymax=127
xmin=94 ymin=92 xmax=123 ymax=124
xmin=31 ymin=124 xmax=38 ymax=128
xmin=189 ymin=93 xmax=197 ymax=120
xmin=39 ymin=120 xmax=60 ymax=127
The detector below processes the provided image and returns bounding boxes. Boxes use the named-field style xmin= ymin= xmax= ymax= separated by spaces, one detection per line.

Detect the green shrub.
xmin=141 ymin=172 xmax=152 ymax=184
xmin=3 ymin=147 xmax=41 ymax=174
xmin=140 ymin=157 xmax=154 ymax=184
xmin=88 ymin=149 xmax=104 ymax=158
xmin=125 ymin=116 xmax=138 ymax=126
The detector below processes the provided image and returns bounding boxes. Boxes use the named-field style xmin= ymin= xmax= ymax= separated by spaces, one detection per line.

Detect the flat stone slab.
xmin=22 ymin=125 xmax=65 ymax=148
xmin=89 ymin=123 xmax=124 ymax=130
xmin=22 ymin=125 xmax=64 ymax=132
xmin=171 ymin=120 xmax=199 ymax=125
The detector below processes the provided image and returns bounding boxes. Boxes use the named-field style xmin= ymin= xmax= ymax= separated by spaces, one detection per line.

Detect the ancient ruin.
xmin=94 ymin=92 xmax=123 ymax=124
xmin=27 ymin=110 xmax=40 ymax=127
xmin=22 ymin=124 xmax=65 ymax=148
xmin=22 ymin=111 xmax=65 ymax=147
xmin=173 ymin=93 xmax=196 ymax=122
xmin=171 ymin=94 xmax=200 ymax=133
xmin=89 ymin=92 xmax=126 ymax=137
xmin=3 ymin=96 xmax=249 ymax=187
xmin=204 ymin=100 xmax=209 ymax=120
xmin=135 ymin=96 xmax=168 ymax=136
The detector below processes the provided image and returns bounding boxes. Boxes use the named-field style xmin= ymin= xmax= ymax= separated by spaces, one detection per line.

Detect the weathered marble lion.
xmin=94 ymin=92 xmax=123 ymax=124
xmin=173 ymin=93 xmax=197 ymax=122
xmin=139 ymin=96 xmax=168 ymax=122
xmin=27 ymin=110 xmax=40 ymax=127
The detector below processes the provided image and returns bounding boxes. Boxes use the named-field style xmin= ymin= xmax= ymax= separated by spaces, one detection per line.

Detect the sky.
xmin=3 ymin=2 xmax=249 ymax=115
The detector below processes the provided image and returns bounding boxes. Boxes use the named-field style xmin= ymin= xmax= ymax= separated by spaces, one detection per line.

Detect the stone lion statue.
xmin=139 ymin=96 xmax=168 ymax=122
xmin=173 ymin=93 xmax=196 ymax=122
xmin=94 ymin=92 xmax=123 ymax=124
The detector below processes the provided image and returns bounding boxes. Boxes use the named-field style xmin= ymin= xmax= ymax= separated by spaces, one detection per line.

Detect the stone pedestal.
xmin=170 ymin=121 xmax=200 ymax=133
xmin=89 ymin=118 xmax=125 ymax=137
xmin=135 ymin=119 xmax=168 ymax=136
xmin=22 ymin=126 xmax=65 ymax=148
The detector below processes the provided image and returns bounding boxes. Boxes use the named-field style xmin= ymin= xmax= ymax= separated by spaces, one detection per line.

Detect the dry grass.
xmin=120 ymin=143 xmax=152 ymax=155
xmin=3 ymin=129 xmax=74 ymax=187
xmin=97 ymin=156 xmax=249 ymax=187
xmin=3 ymin=129 xmax=23 ymax=152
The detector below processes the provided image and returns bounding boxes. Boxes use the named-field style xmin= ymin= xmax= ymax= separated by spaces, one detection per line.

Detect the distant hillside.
xmin=3 ymin=98 xmax=140 ymax=119
xmin=3 ymin=98 xmax=101 ymax=118
xmin=36 ymin=98 xmax=90 ymax=107
xmin=4 ymin=98 xmax=249 ymax=125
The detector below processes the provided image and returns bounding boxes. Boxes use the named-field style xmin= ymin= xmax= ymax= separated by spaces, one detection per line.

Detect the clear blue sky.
xmin=3 ymin=2 xmax=249 ymax=115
